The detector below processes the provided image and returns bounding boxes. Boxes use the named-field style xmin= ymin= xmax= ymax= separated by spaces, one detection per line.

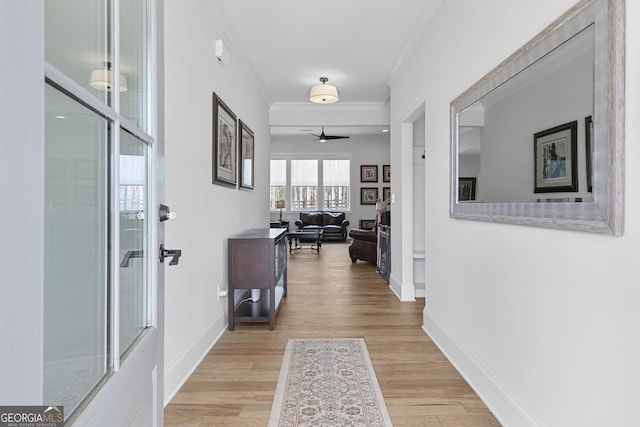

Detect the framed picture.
xmin=212 ymin=92 xmax=237 ymax=188
xmin=359 ymin=219 xmax=376 ymax=230
xmin=360 ymin=165 xmax=378 ymax=182
xmin=382 ymin=164 xmax=390 ymax=182
xmin=585 ymin=115 xmax=593 ymax=192
xmin=458 ymin=177 xmax=476 ymax=201
xmin=360 ymin=187 xmax=378 ymax=205
xmin=383 ymin=187 xmax=391 ymax=202
xmin=534 ymin=121 xmax=578 ymax=193
xmin=239 ymin=120 xmax=254 ymax=190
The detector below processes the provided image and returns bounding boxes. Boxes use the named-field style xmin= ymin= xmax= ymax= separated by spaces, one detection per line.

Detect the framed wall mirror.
xmin=450 ymin=0 xmax=624 ymax=235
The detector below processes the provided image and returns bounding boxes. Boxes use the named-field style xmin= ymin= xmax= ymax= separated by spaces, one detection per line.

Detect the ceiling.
xmin=217 ymin=0 xmax=441 ymax=136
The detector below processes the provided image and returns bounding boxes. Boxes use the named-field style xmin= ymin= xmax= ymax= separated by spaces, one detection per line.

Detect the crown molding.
xmin=208 ymin=0 xmax=273 ymax=107
xmin=386 ymin=0 xmax=444 ymax=87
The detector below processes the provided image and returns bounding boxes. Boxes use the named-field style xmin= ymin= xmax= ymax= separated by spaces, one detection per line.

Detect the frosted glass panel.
xmin=43 ymin=85 xmax=109 ymax=415
xmin=119 ymin=129 xmax=150 ymax=356
xmin=45 ymin=0 xmax=110 ymax=105
xmin=120 ymin=0 xmax=150 ymax=130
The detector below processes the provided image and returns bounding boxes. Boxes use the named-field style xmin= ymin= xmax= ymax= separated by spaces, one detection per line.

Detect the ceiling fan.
xmin=310 ymin=127 xmax=350 ymax=142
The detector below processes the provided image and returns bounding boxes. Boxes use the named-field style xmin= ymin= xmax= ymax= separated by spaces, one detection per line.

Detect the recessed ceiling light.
xmin=382 ymin=129 xmax=389 ymax=133
xmin=55 ymin=115 xmax=66 ymax=119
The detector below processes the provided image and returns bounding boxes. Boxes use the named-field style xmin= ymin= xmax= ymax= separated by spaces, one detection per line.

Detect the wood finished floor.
xmin=164 ymin=241 xmax=501 ymax=426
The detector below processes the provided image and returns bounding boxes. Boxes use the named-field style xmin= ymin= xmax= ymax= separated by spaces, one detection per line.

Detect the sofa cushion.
xmin=322 ymin=212 xmax=345 ymax=226
xmin=301 ymin=224 xmax=323 ymax=232
xmin=301 ymin=211 xmax=324 ymax=226
xmin=323 ymin=224 xmax=343 ymax=234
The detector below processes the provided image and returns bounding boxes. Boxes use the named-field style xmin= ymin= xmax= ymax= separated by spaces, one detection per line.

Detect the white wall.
xmin=163 ymin=0 xmax=270 ymax=402
xmin=270 ymin=135 xmax=390 ymax=233
xmin=0 ymin=0 xmax=45 ymax=404
xmin=391 ymin=0 xmax=640 ymax=426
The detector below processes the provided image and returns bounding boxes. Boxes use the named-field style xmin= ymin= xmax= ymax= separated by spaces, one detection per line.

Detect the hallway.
xmin=164 ymin=241 xmax=500 ymax=426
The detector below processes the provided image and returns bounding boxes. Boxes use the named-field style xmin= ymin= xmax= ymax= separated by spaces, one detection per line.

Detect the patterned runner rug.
xmin=269 ymin=338 xmax=393 ymax=427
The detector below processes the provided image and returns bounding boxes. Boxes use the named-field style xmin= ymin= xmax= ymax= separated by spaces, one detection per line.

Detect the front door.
xmin=42 ymin=0 xmax=166 ymax=424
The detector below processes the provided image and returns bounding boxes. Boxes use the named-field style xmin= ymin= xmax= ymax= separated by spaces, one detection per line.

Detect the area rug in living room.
xmin=269 ymin=338 xmax=393 ymax=427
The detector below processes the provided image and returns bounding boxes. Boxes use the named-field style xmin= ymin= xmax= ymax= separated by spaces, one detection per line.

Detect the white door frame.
xmin=0 ymin=1 xmax=165 ymax=425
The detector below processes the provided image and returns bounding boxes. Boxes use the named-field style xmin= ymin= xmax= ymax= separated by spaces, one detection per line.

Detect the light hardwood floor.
xmin=164 ymin=241 xmax=501 ymax=426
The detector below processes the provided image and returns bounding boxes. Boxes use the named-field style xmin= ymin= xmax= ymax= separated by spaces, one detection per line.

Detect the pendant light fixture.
xmin=89 ymin=61 xmax=128 ymax=92
xmin=309 ymin=77 xmax=339 ymax=104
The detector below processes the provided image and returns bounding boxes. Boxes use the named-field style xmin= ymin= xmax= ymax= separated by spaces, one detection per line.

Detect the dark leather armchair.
xmin=348 ymin=210 xmax=389 ymax=264
xmin=295 ymin=211 xmax=349 ymax=242
xmin=348 ymin=229 xmax=377 ymax=263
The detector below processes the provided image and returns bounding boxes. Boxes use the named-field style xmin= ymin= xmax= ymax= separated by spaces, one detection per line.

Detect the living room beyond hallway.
xmin=164 ymin=241 xmax=500 ymax=426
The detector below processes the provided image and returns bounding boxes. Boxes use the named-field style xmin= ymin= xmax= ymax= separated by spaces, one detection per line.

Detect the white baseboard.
xmin=389 ymin=275 xmax=402 ymax=300
xmin=422 ymin=309 xmax=543 ymax=427
xmin=389 ymin=275 xmax=416 ymax=301
xmin=163 ymin=313 xmax=227 ymax=406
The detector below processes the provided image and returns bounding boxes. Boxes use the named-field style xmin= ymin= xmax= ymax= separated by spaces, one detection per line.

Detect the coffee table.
xmin=286 ymin=230 xmax=323 ymax=253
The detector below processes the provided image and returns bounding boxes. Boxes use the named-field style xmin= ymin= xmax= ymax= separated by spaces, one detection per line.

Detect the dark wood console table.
xmin=227 ymin=228 xmax=287 ymax=330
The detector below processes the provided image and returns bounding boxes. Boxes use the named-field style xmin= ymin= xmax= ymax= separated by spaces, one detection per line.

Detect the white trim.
xmin=163 ymin=314 xmax=227 ymax=406
xmin=423 ymin=309 xmax=544 ymax=427
xmin=44 ymin=64 xmax=118 ymax=121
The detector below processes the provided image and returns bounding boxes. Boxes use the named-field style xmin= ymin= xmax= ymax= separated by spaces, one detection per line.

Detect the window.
xmin=291 ymin=159 xmax=318 ymax=210
xmin=270 ymin=156 xmax=351 ymax=212
xmin=323 ymin=159 xmax=350 ymax=210
xmin=270 ymin=159 xmax=286 ymax=209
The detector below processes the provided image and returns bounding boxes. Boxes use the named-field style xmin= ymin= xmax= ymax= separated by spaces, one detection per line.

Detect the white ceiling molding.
xmin=207 ymin=0 xmax=273 ymax=106
xmin=386 ymin=0 xmax=444 ymax=87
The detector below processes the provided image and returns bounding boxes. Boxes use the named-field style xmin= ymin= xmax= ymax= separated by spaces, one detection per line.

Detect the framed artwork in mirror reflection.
xmin=458 ymin=177 xmax=476 ymax=201
xmin=585 ymin=115 xmax=593 ymax=192
xmin=534 ymin=121 xmax=578 ymax=193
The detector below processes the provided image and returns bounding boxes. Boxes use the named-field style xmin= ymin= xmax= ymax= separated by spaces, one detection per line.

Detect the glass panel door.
xmin=119 ymin=129 xmax=150 ymax=356
xmin=43 ymin=85 xmax=110 ymax=416
xmin=43 ymin=0 xmax=159 ymax=422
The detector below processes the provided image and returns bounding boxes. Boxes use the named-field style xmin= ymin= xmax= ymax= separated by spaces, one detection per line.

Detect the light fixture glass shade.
xmin=309 ymin=83 xmax=339 ymax=104
xmin=89 ymin=68 xmax=128 ymax=92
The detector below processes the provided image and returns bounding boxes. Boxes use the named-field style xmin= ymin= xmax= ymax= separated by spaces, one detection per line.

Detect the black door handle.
xmin=159 ymin=244 xmax=182 ymax=266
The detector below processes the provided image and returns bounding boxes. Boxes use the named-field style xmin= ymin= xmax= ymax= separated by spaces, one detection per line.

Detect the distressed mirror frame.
xmin=450 ymin=0 xmax=624 ymax=235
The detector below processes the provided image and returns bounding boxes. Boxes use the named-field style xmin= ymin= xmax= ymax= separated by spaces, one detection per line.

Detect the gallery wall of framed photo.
xmin=359 ymin=164 xmax=390 ymax=204
xmin=358 ymin=163 xmax=390 ymax=228
xmin=212 ymin=92 xmax=255 ymax=191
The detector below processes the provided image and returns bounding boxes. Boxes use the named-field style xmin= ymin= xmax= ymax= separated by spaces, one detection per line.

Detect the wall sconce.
xmin=89 ymin=61 xmax=128 ymax=92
